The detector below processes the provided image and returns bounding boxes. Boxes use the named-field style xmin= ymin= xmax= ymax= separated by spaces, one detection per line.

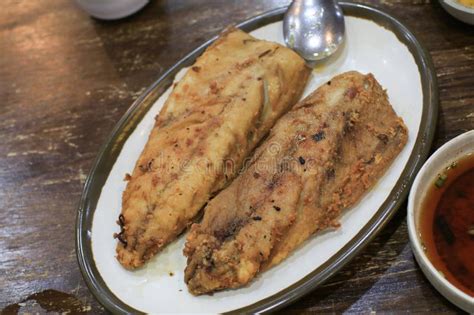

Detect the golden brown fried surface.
xmin=115 ymin=28 xmax=310 ymax=269
xmin=184 ymin=71 xmax=408 ymax=295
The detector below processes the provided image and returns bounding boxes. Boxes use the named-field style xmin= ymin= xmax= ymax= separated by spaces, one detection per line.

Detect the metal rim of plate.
xmin=76 ymin=3 xmax=438 ymax=314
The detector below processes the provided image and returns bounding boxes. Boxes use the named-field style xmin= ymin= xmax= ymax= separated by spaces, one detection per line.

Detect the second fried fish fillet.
xmin=115 ymin=28 xmax=310 ymax=269
xmin=184 ymin=71 xmax=408 ymax=295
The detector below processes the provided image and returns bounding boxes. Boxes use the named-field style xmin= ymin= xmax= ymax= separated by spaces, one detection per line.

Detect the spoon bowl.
xmin=284 ymin=0 xmax=345 ymax=61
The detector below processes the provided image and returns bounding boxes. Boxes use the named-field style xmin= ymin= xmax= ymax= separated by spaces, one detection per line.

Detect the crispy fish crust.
xmin=184 ymin=71 xmax=408 ymax=295
xmin=115 ymin=28 xmax=310 ymax=269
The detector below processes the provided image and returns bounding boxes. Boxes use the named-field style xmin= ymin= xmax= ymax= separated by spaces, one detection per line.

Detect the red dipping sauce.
xmin=419 ymin=154 xmax=474 ymax=297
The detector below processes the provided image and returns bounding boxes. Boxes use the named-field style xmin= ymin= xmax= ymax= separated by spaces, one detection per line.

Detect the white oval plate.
xmin=77 ymin=4 xmax=438 ymax=314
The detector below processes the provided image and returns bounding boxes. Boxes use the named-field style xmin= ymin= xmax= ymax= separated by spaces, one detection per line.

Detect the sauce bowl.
xmin=408 ymin=130 xmax=474 ymax=313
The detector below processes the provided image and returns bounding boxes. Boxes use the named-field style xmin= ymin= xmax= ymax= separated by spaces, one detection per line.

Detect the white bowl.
xmin=408 ymin=130 xmax=474 ymax=313
xmin=439 ymin=0 xmax=474 ymax=25
xmin=75 ymin=0 xmax=149 ymax=20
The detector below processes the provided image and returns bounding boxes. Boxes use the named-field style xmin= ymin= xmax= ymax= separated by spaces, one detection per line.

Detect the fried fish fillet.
xmin=184 ymin=71 xmax=408 ymax=294
xmin=115 ymin=28 xmax=310 ymax=269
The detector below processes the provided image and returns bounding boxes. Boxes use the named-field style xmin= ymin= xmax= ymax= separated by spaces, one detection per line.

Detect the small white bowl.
xmin=408 ymin=130 xmax=474 ymax=313
xmin=439 ymin=0 xmax=474 ymax=25
xmin=75 ymin=0 xmax=149 ymax=20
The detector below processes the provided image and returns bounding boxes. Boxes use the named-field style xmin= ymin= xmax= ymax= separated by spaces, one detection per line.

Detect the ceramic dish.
xmin=439 ymin=0 xmax=474 ymax=25
xmin=76 ymin=3 xmax=438 ymax=314
xmin=408 ymin=130 xmax=474 ymax=313
xmin=75 ymin=0 xmax=149 ymax=20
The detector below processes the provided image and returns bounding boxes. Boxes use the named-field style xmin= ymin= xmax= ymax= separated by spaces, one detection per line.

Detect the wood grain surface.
xmin=1 ymin=0 xmax=473 ymax=313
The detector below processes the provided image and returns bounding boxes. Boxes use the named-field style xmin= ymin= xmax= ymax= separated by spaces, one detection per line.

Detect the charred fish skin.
xmin=184 ymin=71 xmax=407 ymax=295
xmin=115 ymin=27 xmax=310 ymax=269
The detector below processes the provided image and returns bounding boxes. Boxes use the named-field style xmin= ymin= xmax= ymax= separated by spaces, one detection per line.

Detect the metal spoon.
xmin=283 ymin=0 xmax=345 ymax=61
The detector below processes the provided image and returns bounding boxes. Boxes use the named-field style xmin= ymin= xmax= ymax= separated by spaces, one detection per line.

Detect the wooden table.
xmin=1 ymin=0 xmax=472 ymax=313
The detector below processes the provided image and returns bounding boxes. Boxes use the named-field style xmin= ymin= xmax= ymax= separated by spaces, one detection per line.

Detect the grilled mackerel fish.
xmin=115 ymin=28 xmax=310 ymax=269
xmin=184 ymin=71 xmax=408 ymax=295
